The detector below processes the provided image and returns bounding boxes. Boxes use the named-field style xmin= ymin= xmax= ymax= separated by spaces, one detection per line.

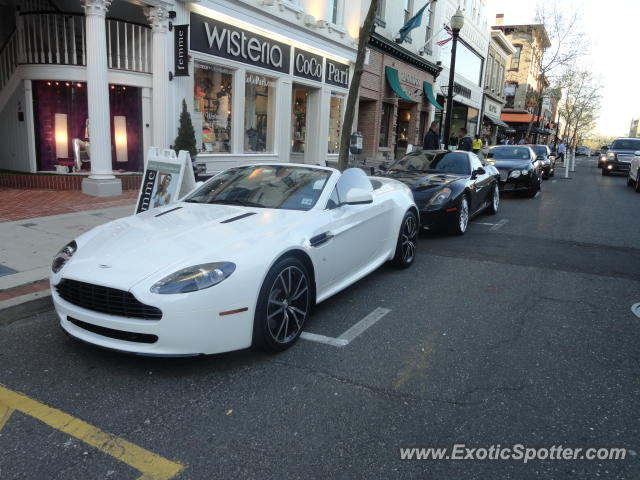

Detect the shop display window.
xmin=244 ymin=73 xmax=274 ymax=153
xmin=194 ymin=62 xmax=233 ymax=153
xmin=291 ymin=88 xmax=308 ymax=153
xmin=328 ymin=93 xmax=344 ymax=154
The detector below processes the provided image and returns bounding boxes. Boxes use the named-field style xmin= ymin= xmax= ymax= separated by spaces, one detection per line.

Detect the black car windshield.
xmin=389 ymin=151 xmax=470 ymax=175
xmin=488 ymin=147 xmax=531 ymax=160
xmin=611 ymin=139 xmax=640 ymax=151
xmin=184 ymin=165 xmax=330 ymax=211
xmin=530 ymin=146 xmax=548 ymax=156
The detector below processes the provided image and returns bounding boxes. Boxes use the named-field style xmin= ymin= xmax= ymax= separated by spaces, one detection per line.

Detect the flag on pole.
xmin=397 ymin=3 xmax=429 ymax=44
xmin=436 ymin=29 xmax=453 ymax=46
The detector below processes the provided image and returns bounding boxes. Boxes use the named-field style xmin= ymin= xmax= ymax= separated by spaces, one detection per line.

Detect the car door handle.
xmin=309 ymin=232 xmax=334 ymax=247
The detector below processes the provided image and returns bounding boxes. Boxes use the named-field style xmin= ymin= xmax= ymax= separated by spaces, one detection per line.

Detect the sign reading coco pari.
xmin=190 ymin=12 xmax=290 ymax=73
xmin=293 ymin=48 xmax=323 ymax=82
xmin=174 ymin=24 xmax=189 ymax=76
xmin=325 ymin=59 xmax=349 ymax=88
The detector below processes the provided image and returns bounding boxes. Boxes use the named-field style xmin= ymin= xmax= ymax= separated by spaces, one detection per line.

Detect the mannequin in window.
xmin=214 ymin=87 xmax=229 ymax=129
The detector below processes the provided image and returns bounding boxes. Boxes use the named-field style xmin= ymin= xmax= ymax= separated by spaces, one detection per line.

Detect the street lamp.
xmin=442 ymin=8 xmax=464 ymax=149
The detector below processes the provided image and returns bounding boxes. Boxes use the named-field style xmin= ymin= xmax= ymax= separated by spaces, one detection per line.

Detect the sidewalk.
xmin=0 ymin=188 xmax=138 ymax=323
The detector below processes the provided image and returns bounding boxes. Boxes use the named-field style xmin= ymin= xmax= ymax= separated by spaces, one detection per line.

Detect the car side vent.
xmin=154 ymin=206 xmax=183 ymax=217
xmin=220 ymin=212 xmax=256 ymax=224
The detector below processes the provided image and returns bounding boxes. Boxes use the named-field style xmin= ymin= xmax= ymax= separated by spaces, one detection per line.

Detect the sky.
xmin=486 ymin=0 xmax=638 ymax=138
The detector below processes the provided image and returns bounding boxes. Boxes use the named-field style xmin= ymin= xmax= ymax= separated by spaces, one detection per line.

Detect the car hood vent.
xmin=220 ymin=212 xmax=256 ymax=224
xmin=154 ymin=206 xmax=183 ymax=217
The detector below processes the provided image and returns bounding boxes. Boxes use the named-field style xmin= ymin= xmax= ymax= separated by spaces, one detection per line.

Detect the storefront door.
xmin=291 ymin=85 xmax=310 ymax=164
xmin=395 ymin=103 xmax=412 ymax=159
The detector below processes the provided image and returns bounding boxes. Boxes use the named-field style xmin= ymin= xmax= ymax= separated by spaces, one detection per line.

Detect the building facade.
xmin=0 ymin=0 xmax=363 ymax=192
xmin=481 ymin=28 xmax=514 ymax=144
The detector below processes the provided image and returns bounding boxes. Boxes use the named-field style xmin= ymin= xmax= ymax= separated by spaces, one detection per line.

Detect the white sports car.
xmin=50 ymin=164 xmax=418 ymax=356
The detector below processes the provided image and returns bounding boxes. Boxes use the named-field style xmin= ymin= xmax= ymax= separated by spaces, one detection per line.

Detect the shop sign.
xmin=484 ymin=98 xmax=501 ymax=116
xmin=325 ymin=58 xmax=349 ymax=88
xmin=136 ymin=149 xmax=196 ymax=214
xmin=293 ymin=48 xmax=323 ymax=82
xmin=174 ymin=25 xmax=189 ymax=76
xmin=400 ymin=71 xmax=421 ymax=87
xmin=190 ymin=12 xmax=291 ymax=74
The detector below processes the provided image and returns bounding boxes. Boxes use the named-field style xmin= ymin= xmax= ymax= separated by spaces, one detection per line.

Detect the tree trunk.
xmin=337 ymin=0 xmax=379 ymax=171
xmin=525 ymin=86 xmax=545 ymax=142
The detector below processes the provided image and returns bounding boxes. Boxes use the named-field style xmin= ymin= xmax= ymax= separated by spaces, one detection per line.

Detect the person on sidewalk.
xmin=423 ymin=121 xmax=441 ymax=150
xmin=472 ymin=135 xmax=483 ymax=154
xmin=558 ymin=141 xmax=567 ymax=164
xmin=458 ymin=128 xmax=472 ymax=151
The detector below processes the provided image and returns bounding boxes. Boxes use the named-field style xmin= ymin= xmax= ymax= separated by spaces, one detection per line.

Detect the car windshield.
xmin=488 ymin=147 xmax=531 ymax=160
xmin=611 ymin=139 xmax=640 ymax=151
xmin=530 ymin=146 xmax=547 ymax=156
xmin=389 ymin=151 xmax=470 ymax=175
xmin=184 ymin=165 xmax=331 ymax=211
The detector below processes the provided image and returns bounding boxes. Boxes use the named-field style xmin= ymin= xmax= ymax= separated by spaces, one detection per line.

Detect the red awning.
xmin=501 ymin=112 xmax=540 ymax=123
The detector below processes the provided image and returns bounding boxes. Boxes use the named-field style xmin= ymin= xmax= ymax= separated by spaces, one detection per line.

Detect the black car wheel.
xmin=392 ymin=210 xmax=418 ymax=268
xmin=524 ymin=176 xmax=539 ymax=198
xmin=253 ymin=257 xmax=310 ymax=352
xmin=635 ymin=175 xmax=640 ymax=193
xmin=449 ymin=195 xmax=469 ymax=235
xmin=602 ymin=167 xmax=609 ymax=176
xmin=627 ymin=175 xmax=634 ymax=187
xmin=486 ymin=183 xmax=499 ymax=215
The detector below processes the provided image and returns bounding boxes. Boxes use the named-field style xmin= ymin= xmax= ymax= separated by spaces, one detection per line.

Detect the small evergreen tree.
xmin=173 ymin=99 xmax=197 ymax=158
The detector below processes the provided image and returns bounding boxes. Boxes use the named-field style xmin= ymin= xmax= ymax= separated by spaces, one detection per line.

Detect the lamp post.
xmin=442 ymin=8 xmax=464 ymax=150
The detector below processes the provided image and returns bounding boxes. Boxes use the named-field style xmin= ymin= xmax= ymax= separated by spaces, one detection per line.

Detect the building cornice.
xmin=368 ymin=32 xmax=442 ymax=78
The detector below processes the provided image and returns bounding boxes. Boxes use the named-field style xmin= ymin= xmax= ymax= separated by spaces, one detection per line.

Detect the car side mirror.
xmin=471 ymin=167 xmax=485 ymax=178
xmin=344 ymin=187 xmax=373 ymax=205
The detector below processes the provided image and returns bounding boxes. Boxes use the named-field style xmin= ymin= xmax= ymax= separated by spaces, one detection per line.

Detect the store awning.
xmin=484 ymin=113 xmax=510 ymax=129
xmin=501 ymin=112 xmax=539 ymax=123
xmin=385 ymin=66 xmax=415 ymax=103
xmin=423 ymin=82 xmax=443 ymax=110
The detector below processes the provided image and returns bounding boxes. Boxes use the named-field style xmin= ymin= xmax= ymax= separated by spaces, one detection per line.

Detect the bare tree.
xmin=557 ymin=68 xmax=602 ymax=148
xmin=338 ymin=0 xmax=379 ymax=171
xmin=526 ymin=0 xmax=588 ymax=140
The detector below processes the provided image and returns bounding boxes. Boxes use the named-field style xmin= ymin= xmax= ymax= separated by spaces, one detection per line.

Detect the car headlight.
xmin=508 ymin=170 xmax=521 ymax=179
xmin=425 ymin=187 xmax=452 ymax=208
xmin=51 ymin=240 xmax=77 ymax=273
xmin=150 ymin=262 xmax=236 ymax=294
xmin=607 ymin=152 xmax=616 ymax=160
xmin=521 ymin=169 xmax=530 ymax=175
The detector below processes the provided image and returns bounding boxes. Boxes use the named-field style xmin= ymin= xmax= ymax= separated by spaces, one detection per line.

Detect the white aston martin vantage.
xmin=50 ymin=164 xmax=418 ymax=355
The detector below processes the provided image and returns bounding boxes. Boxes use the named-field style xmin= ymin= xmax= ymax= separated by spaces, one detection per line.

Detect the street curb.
xmin=0 ymin=291 xmax=53 ymax=327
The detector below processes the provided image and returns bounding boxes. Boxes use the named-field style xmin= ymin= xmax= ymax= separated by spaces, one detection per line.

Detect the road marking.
xmin=0 ymin=403 xmax=13 ymax=431
xmin=632 ymin=303 xmax=640 ymax=319
xmin=0 ymin=385 xmax=185 ymax=480
xmin=475 ymin=222 xmax=496 ymax=226
xmin=490 ymin=219 xmax=509 ymax=231
xmin=301 ymin=307 xmax=392 ymax=347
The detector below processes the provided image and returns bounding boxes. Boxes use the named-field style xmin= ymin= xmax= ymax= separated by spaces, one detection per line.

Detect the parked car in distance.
xmin=381 ymin=150 xmax=500 ymax=235
xmin=576 ymin=146 xmax=591 ymax=156
xmin=485 ymin=146 xmax=543 ymax=198
xmin=526 ymin=144 xmax=555 ymax=178
xmin=627 ymin=152 xmax=640 ymax=192
xmin=602 ymin=138 xmax=640 ymax=176
xmin=50 ymin=164 xmax=419 ymax=355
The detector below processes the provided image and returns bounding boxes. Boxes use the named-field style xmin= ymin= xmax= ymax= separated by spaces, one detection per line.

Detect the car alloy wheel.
xmin=253 ymin=257 xmax=310 ymax=352
xmin=449 ymin=196 xmax=469 ymax=235
xmin=487 ymin=184 xmax=499 ymax=215
xmin=392 ymin=210 xmax=418 ymax=268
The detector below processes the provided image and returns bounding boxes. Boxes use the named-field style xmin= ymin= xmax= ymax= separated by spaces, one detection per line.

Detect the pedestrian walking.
xmin=458 ymin=128 xmax=472 ymax=151
xmin=472 ymin=135 xmax=483 ymax=154
xmin=423 ymin=121 xmax=441 ymax=150
xmin=558 ymin=141 xmax=567 ymax=164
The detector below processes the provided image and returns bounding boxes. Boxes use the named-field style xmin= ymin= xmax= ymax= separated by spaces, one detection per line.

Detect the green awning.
xmin=423 ymin=82 xmax=443 ymax=110
xmin=385 ymin=66 xmax=415 ymax=103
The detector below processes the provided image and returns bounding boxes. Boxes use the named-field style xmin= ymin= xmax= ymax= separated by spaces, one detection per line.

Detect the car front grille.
xmin=498 ymin=169 xmax=509 ymax=182
xmin=56 ymin=279 xmax=162 ymax=320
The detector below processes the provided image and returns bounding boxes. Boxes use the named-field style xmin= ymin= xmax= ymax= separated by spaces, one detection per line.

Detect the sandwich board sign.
xmin=135 ymin=148 xmax=197 ymax=214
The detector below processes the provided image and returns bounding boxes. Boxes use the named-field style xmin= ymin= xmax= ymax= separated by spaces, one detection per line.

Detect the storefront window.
xmin=194 ymin=62 xmax=233 ymax=154
xmin=291 ymin=88 xmax=308 ymax=153
xmin=244 ymin=73 xmax=274 ymax=153
xmin=379 ymin=103 xmax=393 ymax=147
xmin=328 ymin=93 xmax=344 ymax=154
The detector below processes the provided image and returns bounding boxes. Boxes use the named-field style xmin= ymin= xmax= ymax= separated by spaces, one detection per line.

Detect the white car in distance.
xmin=50 ymin=164 xmax=419 ymax=356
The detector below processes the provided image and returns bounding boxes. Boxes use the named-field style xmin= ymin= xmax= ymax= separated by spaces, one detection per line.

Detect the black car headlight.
xmin=52 ymin=240 xmax=77 ymax=273
xmin=607 ymin=152 xmax=616 ymax=161
xmin=425 ymin=187 xmax=452 ymax=208
xmin=508 ymin=170 xmax=521 ymax=179
xmin=150 ymin=262 xmax=236 ymax=294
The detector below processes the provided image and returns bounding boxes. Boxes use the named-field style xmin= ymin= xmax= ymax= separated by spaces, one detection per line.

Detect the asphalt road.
xmin=1 ymin=156 xmax=639 ymax=479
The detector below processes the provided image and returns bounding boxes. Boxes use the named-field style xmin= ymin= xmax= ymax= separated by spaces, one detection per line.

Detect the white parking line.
xmin=552 ymin=180 xmax=557 ymax=183
xmin=490 ymin=219 xmax=509 ymax=231
xmin=475 ymin=222 xmax=496 ymax=226
xmin=632 ymin=303 xmax=640 ymax=319
xmin=301 ymin=307 xmax=392 ymax=348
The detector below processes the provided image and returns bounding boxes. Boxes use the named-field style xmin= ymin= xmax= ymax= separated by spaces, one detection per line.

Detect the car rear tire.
xmin=486 ymin=184 xmax=499 ymax=215
xmin=253 ymin=257 xmax=310 ymax=352
xmin=392 ymin=210 xmax=418 ymax=268
xmin=448 ymin=195 xmax=469 ymax=235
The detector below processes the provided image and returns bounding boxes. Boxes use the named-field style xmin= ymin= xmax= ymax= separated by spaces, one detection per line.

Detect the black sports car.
xmin=381 ymin=150 xmax=500 ymax=235
xmin=526 ymin=144 xmax=555 ymax=178
xmin=485 ymin=146 xmax=543 ymax=198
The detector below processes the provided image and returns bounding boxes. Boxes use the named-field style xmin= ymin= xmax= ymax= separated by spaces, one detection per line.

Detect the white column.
xmin=145 ymin=6 xmax=170 ymax=149
xmin=82 ymin=0 xmax=122 ymax=196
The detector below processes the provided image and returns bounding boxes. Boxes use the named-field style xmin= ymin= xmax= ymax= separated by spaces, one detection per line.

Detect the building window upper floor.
xmin=510 ymin=45 xmax=522 ymax=70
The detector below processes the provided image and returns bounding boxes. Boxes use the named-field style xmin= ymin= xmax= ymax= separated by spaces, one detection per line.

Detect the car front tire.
xmin=635 ymin=175 xmax=640 ymax=193
xmin=448 ymin=195 xmax=469 ymax=235
xmin=602 ymin=167 xmax=609 ymax=176
xmin=253 ymin=257 xmax=311 ymax=352
xmin=392 ymin=210 xmax=418 ymax=268
xmin=486 ymin=183 xmax=499 ymax=215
